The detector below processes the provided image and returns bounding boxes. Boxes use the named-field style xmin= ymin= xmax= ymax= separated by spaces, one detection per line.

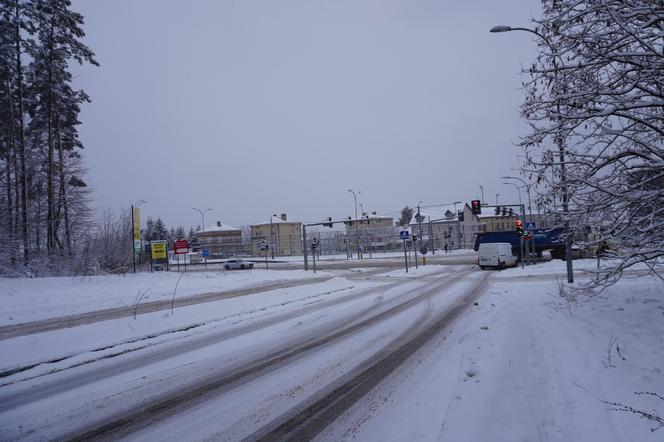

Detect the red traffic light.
xmin=471 ymin=200 xmax=481 ymax=215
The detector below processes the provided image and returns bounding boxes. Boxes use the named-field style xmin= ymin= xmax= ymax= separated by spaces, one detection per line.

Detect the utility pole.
xmin=417 ymin=204 xmax=423 ymax=253
xmin=269 ymin=213 xmax=277 ymax=259
xmin=490 ymin=24 xmax=573 ymax=282
xmin=348 ymin=189 xmax=361 ymax=259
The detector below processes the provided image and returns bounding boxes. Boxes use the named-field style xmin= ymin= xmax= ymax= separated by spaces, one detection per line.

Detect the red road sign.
xmin=173 ymin=239 xmax=189 ymax=254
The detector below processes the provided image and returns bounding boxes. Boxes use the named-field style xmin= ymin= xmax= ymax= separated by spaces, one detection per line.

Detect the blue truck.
xmin=473 ymin=227 xmax=567 ymax=260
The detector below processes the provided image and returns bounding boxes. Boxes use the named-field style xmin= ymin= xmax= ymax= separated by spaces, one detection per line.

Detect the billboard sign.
xmin=173 ymin=239 xmax=190 ymax=254
xmin=132 ymin=207 xmax=141 ymax=254
xmin=151 ymin=241 xmax=167 ymax=260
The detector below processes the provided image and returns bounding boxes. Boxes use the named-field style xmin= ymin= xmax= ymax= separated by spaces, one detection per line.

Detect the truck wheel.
xmin=479 ymin=266 xmax=486 ymax=270
xmin=224 ymin=265 xmax=230 ymax=270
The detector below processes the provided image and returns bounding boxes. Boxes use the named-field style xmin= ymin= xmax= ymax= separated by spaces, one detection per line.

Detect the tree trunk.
xmin=14 ymin=1 xmax=29 ymax=264
xmin=46 ymin=16 xmax=56 ymax=255
xmin=56 ymin=121 xmax=72 ymax=255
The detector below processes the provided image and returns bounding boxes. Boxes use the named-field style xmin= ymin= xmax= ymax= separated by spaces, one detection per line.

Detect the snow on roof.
xmin=198 ymin=222 xmax=240 ymax=233
xmin=252 ymin=215 xmax=301 ymax=226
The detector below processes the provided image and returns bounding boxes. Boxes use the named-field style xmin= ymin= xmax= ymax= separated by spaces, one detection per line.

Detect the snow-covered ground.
xmin=320 ymin=273 xmax=664 ymax=441
xmin=0 ymin=263 xmax=662 ymax=441
xmin=0 ymin=269 xmax=330 ymax=325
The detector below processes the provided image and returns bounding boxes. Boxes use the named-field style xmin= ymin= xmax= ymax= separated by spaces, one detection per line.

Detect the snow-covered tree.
xmin=520 ymin=0 xmax=664 ymax=290
xmin=153 ymin=218 xmax=168 ymax=241
xmin=398 ymin=206 xmax=414 ymax=227
xmin=187 ymin=226 xmax=198 ymax=246
xmin=26 ymin=0 xmax=97 ymax=256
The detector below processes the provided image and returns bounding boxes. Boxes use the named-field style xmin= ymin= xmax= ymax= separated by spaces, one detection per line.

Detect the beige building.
xmin=478 ymin=211 xmax=519 ymax=233
xmin=196 ymin=221 xmax=243 ymax=254
xmin=250 ymin=213 xmax=302 ymax=256
xmin=344 ymin=212 xmax=395 ymax=252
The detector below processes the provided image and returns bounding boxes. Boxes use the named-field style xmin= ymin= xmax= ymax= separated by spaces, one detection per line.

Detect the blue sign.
xmin=400 ymin=230 xmax=410 ymax=240
xmin=526 ymin=222 xmax=537 ymax=230
xmin=202 ymin=249 xmax=209 ymax=258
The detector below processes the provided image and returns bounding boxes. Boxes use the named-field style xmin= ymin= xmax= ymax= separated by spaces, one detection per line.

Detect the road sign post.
xmin=412 ymin=235 xmax=419 ymax=269
xmin=400 ymin=230 xmax=409 ymax=273
xmin=173 ymin=239 xmax=189 ymax=272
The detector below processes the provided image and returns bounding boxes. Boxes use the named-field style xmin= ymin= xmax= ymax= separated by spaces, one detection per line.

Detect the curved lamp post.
xmin=348 ymin=189 xmax=361 ymax=259
xmin=192 ymin=207 xmax=212 ymax=232
xmin=491 ymin=24 xmax=573 ymax=283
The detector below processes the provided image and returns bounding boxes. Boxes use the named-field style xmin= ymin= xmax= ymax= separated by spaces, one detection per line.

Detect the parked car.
xmin=478 ymin=242 xmax=518 ymax=270
xmin=224 ymin=258 xmax=254 ymax=270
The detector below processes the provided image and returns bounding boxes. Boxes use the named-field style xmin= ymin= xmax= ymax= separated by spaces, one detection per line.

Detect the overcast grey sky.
xmin=71 ymin=0 xmax=541 ymax=229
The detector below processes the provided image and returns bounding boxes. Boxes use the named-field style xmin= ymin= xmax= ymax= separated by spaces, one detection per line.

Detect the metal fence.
xmin=187 ymin=221 xmax=486 ymax=259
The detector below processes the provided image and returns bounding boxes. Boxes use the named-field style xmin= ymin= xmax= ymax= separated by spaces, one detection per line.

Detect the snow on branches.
xmin=520 ymin=0 xmax=664 ymax=291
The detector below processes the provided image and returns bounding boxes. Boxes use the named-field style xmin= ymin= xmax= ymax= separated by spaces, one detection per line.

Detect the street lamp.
xmin=495 ymin=193 xmax=500 ymax=205
xmin=502 ymin=176 xmax=533 ymax=222
xmin=192 ymin=207 xmax=212 ymax=232
xmin=503 ymin=182 xmax=523 ymax=208
xmin=348 ymin=189 xmax=361 ymax=259
xmin=269 ymin=213 xmax=277 ymax=259
xmin=491 ymin=24 xmax=574 ymax=283
xmin=131 ymin=199 xmax=146 ymax=273
xmin=452 ymin=200 xmax=462 ymax=249
xmin=479 ymin=185 xmax=485 ymax=204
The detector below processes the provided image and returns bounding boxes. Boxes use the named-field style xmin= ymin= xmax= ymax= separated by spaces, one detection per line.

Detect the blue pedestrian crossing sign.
xmin=202 ymin=249 xmax=209 ymax=258
xmin=526 ymin=222 xmax=537 ymax=230
xmin=400 ymin=230 xmax=410 ymax=240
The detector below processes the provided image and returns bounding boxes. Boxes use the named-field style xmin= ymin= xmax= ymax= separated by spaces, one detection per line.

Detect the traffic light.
xmin=495 ymin=206 xmax=501 ymax=215
xmin=502 ymin=207 xmax=507 ymax=216
xmin=458 ymin=210 xmax=464 ymax=222
xmin=344 ymin=216 xmax=353 ymax=226
xmin=412 ymin=234 xmax=418 ymax=241
xmin=323 ymin=217 xmax=333 ymax=228
xmin=515 ymin=219 xmax=524 ymax=236
xmin=471 ymin=200 xmax=481 ymax=215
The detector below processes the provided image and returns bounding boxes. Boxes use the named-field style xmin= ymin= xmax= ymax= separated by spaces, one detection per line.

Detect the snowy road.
xmin=1 ymin=262 xmax=662 ymax=441
xmin=0 ymin=265 xmax=490 ymax=441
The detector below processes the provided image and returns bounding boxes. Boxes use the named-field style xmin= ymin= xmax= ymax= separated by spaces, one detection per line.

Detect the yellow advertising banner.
xmin=151 ymin=242 xmax=167 ymax=260
xmin=132 ymin=207 xmax=141 ymax=241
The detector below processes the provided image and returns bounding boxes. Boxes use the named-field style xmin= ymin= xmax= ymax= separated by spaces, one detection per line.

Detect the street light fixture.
xmin=192 ymin=207 xmax=212 ymax=232
xmin=491 ymin=23 xmax=574 ymax=283
xmin=270 ymin=213 xmax=277 ymax=259
xmin=348 ymin=189 xmax=361 ymax=259
xmin=503 ymin=182 xmax=523 ymax=208
xmin=502 ymin=176 xmax=533 ymax=222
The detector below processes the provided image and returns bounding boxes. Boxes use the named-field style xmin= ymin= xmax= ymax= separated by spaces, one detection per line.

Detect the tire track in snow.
xmin=56 ymin=268 xmax=475 ymax=441
xmin=248 ymin=271 xmax=490 ymax=441
xmin=0 ymin=266 xmax=451 ymax=412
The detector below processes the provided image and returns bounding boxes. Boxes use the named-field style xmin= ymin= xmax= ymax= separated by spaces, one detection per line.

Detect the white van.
xmin=478 ymin=242 xmax=518 ymax=270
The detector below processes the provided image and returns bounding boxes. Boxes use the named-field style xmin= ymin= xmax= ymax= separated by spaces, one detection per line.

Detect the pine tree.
xmin=144 ymin=217 xmax=155 ymax=242
xmin=187 ymin=227 xmax=198 ymax=246
xmin=27 ymin=0 xmax=97 ymax=256
xmin=1 ymin=0 xmax=35 ymax=264
xmin=154 ymin=218 xmax=168 ymax=241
